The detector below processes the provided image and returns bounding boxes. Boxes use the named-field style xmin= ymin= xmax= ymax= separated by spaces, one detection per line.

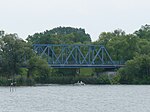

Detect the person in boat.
xmin=10 ymin=82 xmax=13 ymax=86
xmin=74 ymin=81 xmax=85 ymax=85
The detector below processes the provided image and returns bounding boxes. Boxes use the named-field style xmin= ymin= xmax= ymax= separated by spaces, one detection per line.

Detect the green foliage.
xmin=0 ymin=32 xmax=51 ymax=85
xmin=96 ymin=29 xmax=140 ymax=61
xmin=97 ymin=29 xmax=125 ymax=45
xmin=27 ymin=56 xmax=51 ymax=80
xmin=26 ymin=27 xmax=92 ymax=78
xmin=134 ymin=24 xmax=150 ymax=40
xmin=93 ymin=68 xmax=105 ymax=76
xmin=0 ymin=77 xmax=9 ymax=86
xmin=18 ymin=68 xmax=28 ymax=76
xmin=16 ymin=75 xmax=35 ymax=86
xmin=1 ymin=25 xmax=150 ymax=85
xmin=80 ymin=68 xmax=93 ymax=76
xmin=41 ymin=75 xmax=112 ymax=84
xmin=0 ymin=34 xmax=33 ymax=77
xmin=109 ymin=74 xmax=121 ymax=84
xmin=118 ymin=54 xmax=150 ymax=84
xmin=27 ymin=27 xmax=91 ymax=44
xmin=97 ymin=74 xmax=120 ymax=84
xmin=138 ymin=39 xmax=150 ymax=55
xmin=108 ymin=34 xmax=139 ymax=61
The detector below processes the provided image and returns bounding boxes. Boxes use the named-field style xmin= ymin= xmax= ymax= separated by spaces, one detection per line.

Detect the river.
xmin=0 ymin=85 xmax=150 ymax=112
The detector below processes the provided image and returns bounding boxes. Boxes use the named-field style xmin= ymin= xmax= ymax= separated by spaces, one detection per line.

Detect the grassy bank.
xmin=0 ymin=74 xmax=120 ymax=86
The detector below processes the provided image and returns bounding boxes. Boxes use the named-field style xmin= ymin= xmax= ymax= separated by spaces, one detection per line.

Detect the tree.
xmin=27 ymin=56 xmax=51 ymax=83
xmin=118 ymin=54 xmax=150 ymax=84
xmin=134 ymin=24 xmax=150 ymax=40
xmin=0 ymin=34 xmax=33 ymax=78
xmin=0 ymin=32 xmax=52 ymax=85
xmin=96 ymin=29 xmax=139 ymax=62
xmin=138 ymin=39 xmax=150 ymax=55
xmin=96 ymin=29 xmax=125 ymax=46
xmin=27 ymin=27 xmax=91 ymax=44
xmin=26 ymin=27 xmax=92 ymax=76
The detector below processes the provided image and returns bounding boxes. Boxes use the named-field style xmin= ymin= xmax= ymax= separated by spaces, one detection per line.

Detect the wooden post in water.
xmin=9 ymin=79 xmax=16 ymax=92
xmin=10 ymin=82 xmax=13 ymax=92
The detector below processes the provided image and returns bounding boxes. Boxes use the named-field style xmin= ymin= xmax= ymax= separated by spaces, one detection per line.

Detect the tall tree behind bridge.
xmin=26 ymin=27 xmax=92 ymax=76
xmin=27 ymin=27 xmax=91 ymax=44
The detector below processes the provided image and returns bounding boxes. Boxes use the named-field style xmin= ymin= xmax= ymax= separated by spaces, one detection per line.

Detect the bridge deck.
xmin=49 ymin=64 xmax=124 ymax=68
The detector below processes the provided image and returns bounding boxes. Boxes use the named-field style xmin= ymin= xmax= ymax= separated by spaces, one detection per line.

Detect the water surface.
xmin=0 ymin=85 xmax=150 ymax=112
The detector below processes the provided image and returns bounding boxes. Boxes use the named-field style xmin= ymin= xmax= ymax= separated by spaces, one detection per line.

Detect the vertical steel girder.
xmin=33 ymin=44 xmax=117 ymax=68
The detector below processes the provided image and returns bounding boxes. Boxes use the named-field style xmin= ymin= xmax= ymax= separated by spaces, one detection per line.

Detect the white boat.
xmin=74 ymin=81 xmax=85 ymax=86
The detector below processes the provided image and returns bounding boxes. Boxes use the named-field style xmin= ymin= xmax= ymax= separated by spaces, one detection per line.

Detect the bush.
xmin=118 ymin=54 xmax=150 ymax=84
xmin=16 ymin=76 xmax=35 ymax=86
xmin=0 ymin=77 xmax=9 ymax=86
xmin=35 ymin=75 xmax=119 ymax=84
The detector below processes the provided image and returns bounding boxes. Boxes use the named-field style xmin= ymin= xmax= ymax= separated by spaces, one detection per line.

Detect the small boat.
xmin=74 ymin=81 xmax=85 ymax=86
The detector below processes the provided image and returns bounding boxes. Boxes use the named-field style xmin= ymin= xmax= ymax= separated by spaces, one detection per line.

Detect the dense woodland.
xmin=0 ymin=25 xmax=150 ymax=85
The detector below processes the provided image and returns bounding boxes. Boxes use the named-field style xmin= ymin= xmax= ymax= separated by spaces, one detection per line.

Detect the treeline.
xmin=0 ymin=25 xmax=150 ymax=85
xmin=0 ymin=33 xmax=51 ymax=85
xmin=95 ymin=25 xmax=150 ymax=84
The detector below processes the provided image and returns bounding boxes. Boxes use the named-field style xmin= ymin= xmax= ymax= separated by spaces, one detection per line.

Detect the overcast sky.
xmin=0 ymin=0 xmax=150 ymax=41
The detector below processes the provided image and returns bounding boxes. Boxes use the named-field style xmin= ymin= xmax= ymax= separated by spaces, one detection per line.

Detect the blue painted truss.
xmin=33 ymin=44 xmax=123 ymax=68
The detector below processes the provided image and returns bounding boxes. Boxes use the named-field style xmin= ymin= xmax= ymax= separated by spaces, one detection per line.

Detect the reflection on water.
xmin=0 ymin=85 xmax=150 ymax=112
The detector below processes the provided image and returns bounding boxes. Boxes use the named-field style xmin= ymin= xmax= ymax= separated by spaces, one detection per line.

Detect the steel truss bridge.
xmin=33 ymin=44 xmax=124 ymax=68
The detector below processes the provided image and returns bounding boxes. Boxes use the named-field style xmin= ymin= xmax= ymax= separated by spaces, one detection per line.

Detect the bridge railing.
xmin=33 ymin=44 xmax=124 ymax=68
